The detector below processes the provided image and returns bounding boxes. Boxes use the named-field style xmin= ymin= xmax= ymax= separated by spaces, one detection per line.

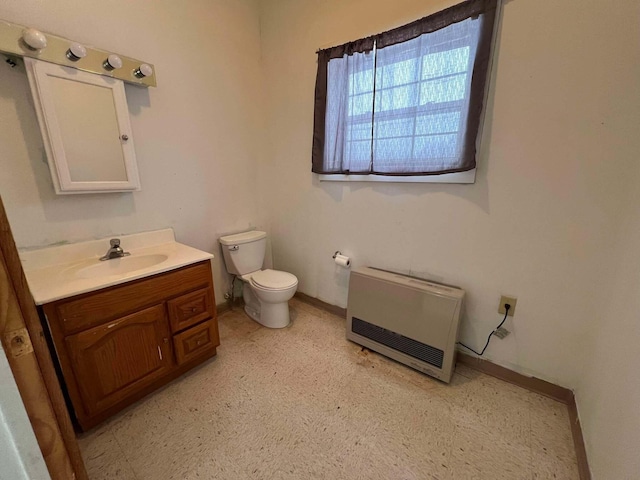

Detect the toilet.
xmin=219 ymin=231 xmax=298 ymax=328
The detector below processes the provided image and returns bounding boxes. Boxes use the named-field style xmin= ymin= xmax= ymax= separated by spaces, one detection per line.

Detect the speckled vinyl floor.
xmin=78 ymin=298 xmax=580 ymax=479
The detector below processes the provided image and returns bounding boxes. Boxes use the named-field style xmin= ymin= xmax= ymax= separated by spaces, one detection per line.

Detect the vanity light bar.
xmin=0 ymin=20 xmax=156 ymax=87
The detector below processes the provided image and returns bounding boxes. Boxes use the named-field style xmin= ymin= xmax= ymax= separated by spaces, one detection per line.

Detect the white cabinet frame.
xmin=25 ymin=58 xmax=141 ymax=194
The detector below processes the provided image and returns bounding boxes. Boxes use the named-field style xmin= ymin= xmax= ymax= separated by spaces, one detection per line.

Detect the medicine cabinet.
xmin=25 ymin=58 xmax=141 ymax=194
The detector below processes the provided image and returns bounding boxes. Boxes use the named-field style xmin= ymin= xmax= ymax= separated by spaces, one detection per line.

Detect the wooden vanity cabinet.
xmin=42 ymin=260 xmax=219 ymax=431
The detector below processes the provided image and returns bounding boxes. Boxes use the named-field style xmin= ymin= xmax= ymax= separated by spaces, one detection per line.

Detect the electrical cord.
xmin=457 ymin=304 xmax=510 ymax=356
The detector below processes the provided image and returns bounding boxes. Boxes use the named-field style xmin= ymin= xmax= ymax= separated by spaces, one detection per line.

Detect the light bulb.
xmin=134 ymin=63 xmax=153 ymax=78
xmin=103 ymin=54 xmax=122 ymax=71
xmin=66 ymin=42 xmax=87 ymax=61
xmin=22 ymin=28 xmax=47 ymax=50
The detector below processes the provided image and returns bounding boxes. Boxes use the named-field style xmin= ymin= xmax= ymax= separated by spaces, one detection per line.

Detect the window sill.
xmin=318 ymin=169 xmax=475 ymax=184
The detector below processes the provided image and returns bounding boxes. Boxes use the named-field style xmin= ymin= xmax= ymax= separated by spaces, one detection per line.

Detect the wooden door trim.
xmin=0 ymin=196 xmax=88 ymax=480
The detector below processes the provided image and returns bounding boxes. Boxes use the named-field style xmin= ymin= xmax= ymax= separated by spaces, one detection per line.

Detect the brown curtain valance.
xmin=376 ymin=0 xmax=496 ymax=49
xmin=317 ymin=0 xmax=496 ymax=58
xmin=318 ymin=37 xmax=376 ymax=61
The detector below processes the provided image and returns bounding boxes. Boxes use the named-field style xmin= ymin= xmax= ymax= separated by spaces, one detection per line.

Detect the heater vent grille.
xmin=352 ymin=317 xmax=444 ymax=368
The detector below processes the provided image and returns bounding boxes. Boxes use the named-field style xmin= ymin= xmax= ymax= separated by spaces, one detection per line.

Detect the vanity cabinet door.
xmin=64 ymin=305 xmax=172 ymax=417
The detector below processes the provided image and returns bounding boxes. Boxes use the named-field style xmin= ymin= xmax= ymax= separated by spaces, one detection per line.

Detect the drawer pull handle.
xmin=191 ymin=307 xmax=198 ymax=313
xmin=196 ymin=340 xmax=202 ymax=346
xmin=163 ymin=338 xmax=169 ymax=344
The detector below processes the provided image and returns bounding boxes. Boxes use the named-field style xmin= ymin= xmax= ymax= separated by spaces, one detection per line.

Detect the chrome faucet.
xmin=99 ymin=238 xmax=130 ymax=261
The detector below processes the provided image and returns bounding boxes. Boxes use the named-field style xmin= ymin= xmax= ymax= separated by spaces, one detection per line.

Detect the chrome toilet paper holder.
xmin=332 ymin=251 xmax=342 ymax=259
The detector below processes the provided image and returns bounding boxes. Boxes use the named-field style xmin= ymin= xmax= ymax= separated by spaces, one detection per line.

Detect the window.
xmin=312 ymin=0 xmax=498 ymax=182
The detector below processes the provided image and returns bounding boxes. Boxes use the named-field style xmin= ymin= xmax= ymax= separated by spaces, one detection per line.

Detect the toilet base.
xmin=243 ymin=304 xmax=261 ymax=324
xmin=256 ymin=301 xmax=290 ymax=329
xmin=242 ymin=283 xmax=291 ymax=329
xmin=243 ymin=302 xmax=290 ymax=329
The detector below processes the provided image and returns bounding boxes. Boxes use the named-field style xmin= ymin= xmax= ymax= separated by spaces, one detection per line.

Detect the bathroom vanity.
xmin=20 ymin=229 xmax=219 ymax=430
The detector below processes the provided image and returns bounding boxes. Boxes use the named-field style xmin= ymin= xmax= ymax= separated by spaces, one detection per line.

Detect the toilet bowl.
xmin=219 ymin=231 xmax=298 ymax=328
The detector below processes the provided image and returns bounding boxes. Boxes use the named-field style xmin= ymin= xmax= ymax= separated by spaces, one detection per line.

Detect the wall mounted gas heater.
xmin=346 ymin=267 xmax=465 ymax=383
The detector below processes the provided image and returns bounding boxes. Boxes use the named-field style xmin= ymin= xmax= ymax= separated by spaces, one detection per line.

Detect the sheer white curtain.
xmin=373 ymin=19 xmax=480 ymax=172
xmin=324 ymin=17 xmax=481 ymax=174
xmin=324 ymin=50 xmax=375 ymax=173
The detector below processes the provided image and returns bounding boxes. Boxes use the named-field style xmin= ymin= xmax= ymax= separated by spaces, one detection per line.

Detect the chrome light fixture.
xmin=1 ymin=20 xmax=156 ymax=86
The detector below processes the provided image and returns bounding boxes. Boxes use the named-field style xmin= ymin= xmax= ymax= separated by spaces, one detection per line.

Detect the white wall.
xmin=577 ymin=199 xmax=640 ymax=478
xmin=258 ymin=0 xmax=639 ymax=389
xmin=569 ymin=2 xmax=640 ymax=477
xmin=575 ymin=76 xmax=640 ymax=480
xmin=0 ymin=0 xmax=268 ymax=303
xmin=259 ymin=0 xmax=640 ymax=476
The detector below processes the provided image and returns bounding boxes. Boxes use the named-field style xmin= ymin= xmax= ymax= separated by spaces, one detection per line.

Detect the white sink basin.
xmin=75 ymin=254 xmax=169 ymax=279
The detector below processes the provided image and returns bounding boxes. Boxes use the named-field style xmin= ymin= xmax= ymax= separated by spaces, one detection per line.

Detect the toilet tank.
xmin=219 ymin=230 xmax=267 ymax=276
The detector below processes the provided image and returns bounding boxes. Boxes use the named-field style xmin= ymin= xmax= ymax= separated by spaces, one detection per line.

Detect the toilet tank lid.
xmin=219 ymin=230 xmax=266 ymax=246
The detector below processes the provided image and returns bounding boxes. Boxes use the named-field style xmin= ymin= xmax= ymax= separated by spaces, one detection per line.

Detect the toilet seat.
xmin=250 ymin=269 xmax=298 ymax=290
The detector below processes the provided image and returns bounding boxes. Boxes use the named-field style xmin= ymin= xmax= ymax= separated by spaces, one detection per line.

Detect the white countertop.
xmin=20 ymin=229 xmax=214 ymax=305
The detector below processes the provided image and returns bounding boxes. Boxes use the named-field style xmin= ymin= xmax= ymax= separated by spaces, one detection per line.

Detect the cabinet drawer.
xmin=173 ymin=319 xmax=220 ymax=366
xmin=53 ymin=261 xmax=212 ymax=335
xmin=167 ymin=287 xmax=214 ymax=333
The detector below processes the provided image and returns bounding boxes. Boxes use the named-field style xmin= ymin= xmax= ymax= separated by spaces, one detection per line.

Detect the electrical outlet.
xmin=499 ymin=296 xmax=517 ymax=316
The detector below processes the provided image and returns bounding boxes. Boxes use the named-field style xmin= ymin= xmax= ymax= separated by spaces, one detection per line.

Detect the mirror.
xmin=25 ymin=58 xmax=141 ymax=194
